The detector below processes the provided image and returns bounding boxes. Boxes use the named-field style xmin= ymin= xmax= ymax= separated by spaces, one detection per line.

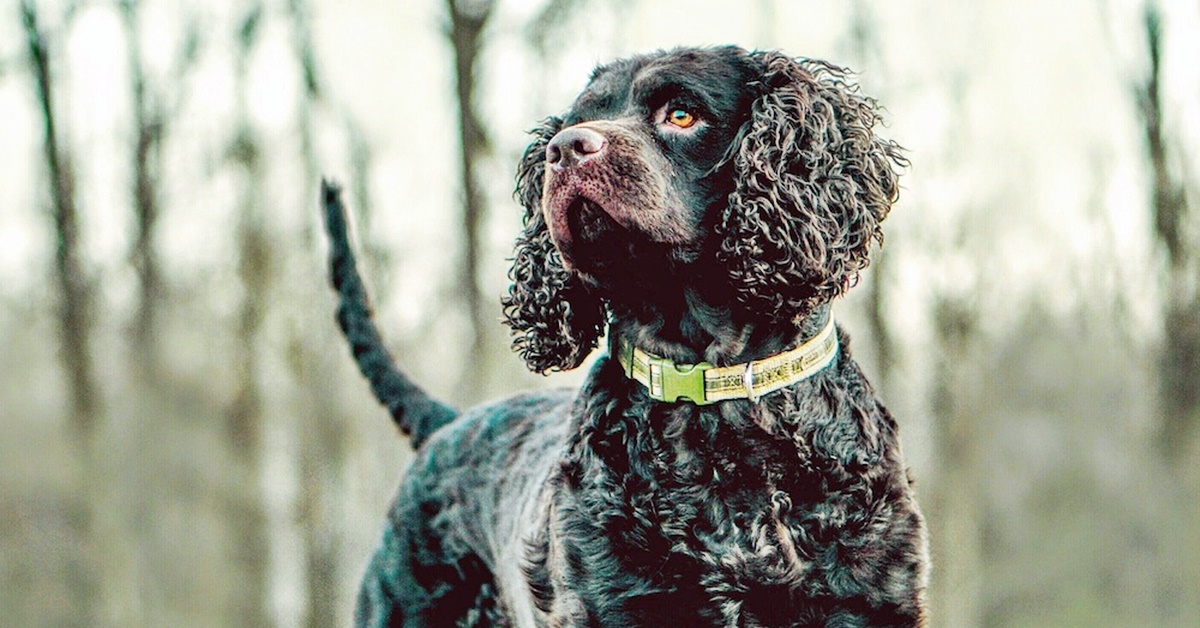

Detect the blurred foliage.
xmin=1 ymin=0 xmax=1198 ymax=627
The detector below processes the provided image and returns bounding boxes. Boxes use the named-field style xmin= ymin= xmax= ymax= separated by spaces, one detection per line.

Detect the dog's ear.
xmin=719 ymin=51 xmax=907 ymax=320
xmin=502 ymin=117 xmax=606 ymax=373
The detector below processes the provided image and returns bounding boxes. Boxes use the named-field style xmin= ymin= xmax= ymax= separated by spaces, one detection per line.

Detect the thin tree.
xmin=920 ymin=71 xmax=984 ymax=628
xmin=929 ymin=293 xmax=983 ymax=628
xmin=223 ymin=4 xmax=273 ymax=625
xmin=21 ymin=0 xmax=96 ymax=440
xmin=285 ymin=0 xmax=352 ymax=623
xmin=120 ymin=0 xmax=163 ymax=377
xmin=446 ymin=0 xmax=495 ymax=401
xmin=842 ymin=0 xmax=896 ymax=389
xmin=1136 ymin=8 xmax=1200 ymax=621
xmin=1135 ymin=3 xmax=1199 ymax=466
xmin=21 ymin=1 xmax=103 ymax=623
xmin=118 ymin=0 xmax=200 ymax=380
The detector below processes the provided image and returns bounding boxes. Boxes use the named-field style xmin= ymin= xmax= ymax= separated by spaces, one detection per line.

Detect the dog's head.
xmin=504 ymin=47 xmax=905 ymax=373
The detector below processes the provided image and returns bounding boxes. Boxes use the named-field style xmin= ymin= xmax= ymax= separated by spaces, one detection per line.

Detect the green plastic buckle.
xmin=649 ymin=357 xmax=713 ymax=405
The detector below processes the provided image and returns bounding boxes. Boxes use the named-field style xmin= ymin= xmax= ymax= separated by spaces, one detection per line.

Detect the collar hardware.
xmin=743 ymin=362 xmax=759 ymax=403
xmin=615 ymin=318 xmax=839 ymax=405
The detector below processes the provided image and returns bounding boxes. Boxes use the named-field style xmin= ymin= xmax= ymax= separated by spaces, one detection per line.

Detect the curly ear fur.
xmin=719 ymin=52 xmax=907 ymax=321
xmin=502 ymin=117 xmax=606 ymax=373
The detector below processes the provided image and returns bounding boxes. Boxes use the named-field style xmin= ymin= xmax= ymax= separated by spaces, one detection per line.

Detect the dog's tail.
xmin=320 ymin=180 xmax=458 ymax=448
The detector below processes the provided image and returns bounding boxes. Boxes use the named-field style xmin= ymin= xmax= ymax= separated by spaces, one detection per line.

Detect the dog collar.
xmin=614 ymin=318 xmax=838 ymax=405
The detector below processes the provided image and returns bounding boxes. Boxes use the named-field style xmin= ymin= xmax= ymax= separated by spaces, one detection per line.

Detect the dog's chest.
xmin=542 ymin=409 xmax=860 ymax=625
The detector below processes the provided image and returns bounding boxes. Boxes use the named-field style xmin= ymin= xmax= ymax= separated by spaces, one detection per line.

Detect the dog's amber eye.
xmin=667 ymin=108 xmax=697 ymax=128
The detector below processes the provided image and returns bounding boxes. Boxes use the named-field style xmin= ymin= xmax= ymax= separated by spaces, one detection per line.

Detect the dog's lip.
xmin=543 ymin=189 xmax=581 ymax=267
xmin=544 ymin=173 xmax=632 ymax=232
xmin=543 ymin=170 xmax=610 ymax=254
xmin=543 ymin=185 xmax=631 ymax=274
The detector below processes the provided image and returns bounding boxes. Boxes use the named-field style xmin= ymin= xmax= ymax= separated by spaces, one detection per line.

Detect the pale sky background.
xmin=4 ymin=0 xmax=1196 ymax=335
xmin=4 ymin=0 xmax=1196 ymax=441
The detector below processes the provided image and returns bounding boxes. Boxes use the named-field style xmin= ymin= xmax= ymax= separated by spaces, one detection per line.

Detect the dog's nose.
xmin=546 ymin=127 xmax=606 ymax=169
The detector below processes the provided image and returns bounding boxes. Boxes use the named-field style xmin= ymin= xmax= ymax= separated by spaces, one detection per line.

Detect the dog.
xmin=323 ymin=45 xmax=928 ymax=627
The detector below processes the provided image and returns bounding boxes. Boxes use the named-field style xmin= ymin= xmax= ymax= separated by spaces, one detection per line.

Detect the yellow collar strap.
xmin=615 ymin=318 xmax=838 ymax=405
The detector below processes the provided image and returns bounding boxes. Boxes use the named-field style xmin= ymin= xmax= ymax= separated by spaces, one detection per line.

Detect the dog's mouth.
xmin=544 ymin=192 xmax=627 ymax=272
xmin=569 ymin=197 xmax=621 ymax=248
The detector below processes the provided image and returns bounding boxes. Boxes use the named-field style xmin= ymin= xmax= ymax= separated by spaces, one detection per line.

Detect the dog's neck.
xmin=608 ymin=291 xmax=832 ymax=367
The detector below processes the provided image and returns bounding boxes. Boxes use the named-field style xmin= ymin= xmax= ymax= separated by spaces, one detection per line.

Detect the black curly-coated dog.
xmin=323 ymin=45 xmax=928 ymax=628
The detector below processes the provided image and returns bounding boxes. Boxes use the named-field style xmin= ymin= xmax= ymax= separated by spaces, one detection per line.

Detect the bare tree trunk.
xmin=289 ymin=0 xmax=322 ymax=248
xmin=929 ymin=297 xmax=982 ymax=628
xmin=1136 ymin=5 xmax=1200 ymax=623
xmin=21 ymin=3 xmax=103 ymax=624
xmin=223 ymin=6 xmax=272 ymax=626
xmin=120 ymin=0 xmax=165 ymax=380
xmin=843 ymin=0 xmax=894 ymax=389
xmin=226 ymin=124 xmax=273 ymax=628
xmin=286 ymin=1 xmax=352 ymax=623
xmin=865 ymin=254 xmax=895 ymax=384
xmin=446 ymin=0 xmax=495 ymax=401
xmin=22 ymin=0 xmax=96 ymax=437
xmin=345 ymin=118 xmax=392 ymax=284
xmin=292 ymin=338 xmax=347 ymax=628
xmin=1136 ymin=3 xmax=1200 ymax=466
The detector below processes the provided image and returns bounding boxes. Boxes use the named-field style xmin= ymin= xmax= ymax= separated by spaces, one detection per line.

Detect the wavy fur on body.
xmin=334 ymin=46 xmax=927 ymax=627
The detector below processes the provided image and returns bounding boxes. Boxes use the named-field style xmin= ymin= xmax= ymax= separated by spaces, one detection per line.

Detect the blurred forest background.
xmin=2 ymin=0 xmax=1198 ymax=626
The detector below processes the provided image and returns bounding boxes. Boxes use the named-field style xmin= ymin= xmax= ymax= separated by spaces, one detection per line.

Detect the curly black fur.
xmin=720 ymin=54 xmax=907 ymax=321
xmin=339 ymin=46 xmax=928 ymax=627
xmin=501 ymin=118 xmax=607 ymax=373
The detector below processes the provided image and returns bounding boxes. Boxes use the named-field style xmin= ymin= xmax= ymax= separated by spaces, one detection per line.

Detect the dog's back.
xmin=355 ymin=388 xmax=575 ymax=626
